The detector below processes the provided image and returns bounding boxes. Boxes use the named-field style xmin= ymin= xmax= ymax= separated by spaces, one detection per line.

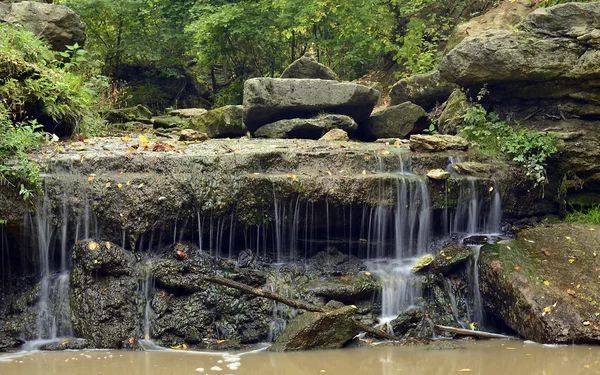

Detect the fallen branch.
xmin=204 ymin=275 xmax=398 ymax=341
xmin=434 ymin=325 xmax=511 ymax=340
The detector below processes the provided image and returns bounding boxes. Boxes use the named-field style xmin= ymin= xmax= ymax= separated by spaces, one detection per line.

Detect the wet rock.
xmin=237 ymin=249 xmax=255 ymax=268
xmin=364 ymin=102 xmax=426 ymax=140
xmin=103 ymin=105 xmax=153 ymax=125
xmin=189 ymin=105 xmax=247 ymax=138
xmin=0 ymin=1 xmax=85 ymax=51
xmin=243 ymin=78 xmax=379 ymax=131
xmin=69 ymin=240 xmax=141 ymax=348
xmin=72 ymin=240 xmax=135 ymax=276
xmin=280 ymin=52 xmax=339 ymax=81
xmin=170 ymin=108 xmax=208 ymax=118
xmin=319 ymin=129 xmax=349 ymax=142
xmin=426 ymin=169 xmax=450 ymax=180
xmin=268 ymin=305 xmax=360 ymax=351
xmin=152 ymin=115 xmax=189 ymax=129
xmin=255 ymin=115 xmax=357 ymax=139
xmin=437 ymin=89 xmax=468 ymax=135
xmin=390 ymin=308 xmax=424 ymax=336
xmin=479 ymin=224 xmax=600 ymax=344
xmin=462 ymin=235 xmax=492 ymax=246
xmin=389 ymin=71 xmax=458 ymax=111
xmin=411 ymin=254 xmax=434 ymax=273
xmin=431 ymin=246 xmax=472 ymax=274
xmin=308 ymin=247 xmax=367 ymax=277
xmin=451 ymin=162 xmax=494 ymax=177
xmin=0 ymin=331 xmax=23 ymax=351
xmin=409 ymin=134 xmax=468 ymax=152
xmin=39 ymin=338 xmax=88 ymax=351
xmin=305 ymin=274 xmax=381 ymax=303
xmin=179 ymin=129 xmax=210 ymax=142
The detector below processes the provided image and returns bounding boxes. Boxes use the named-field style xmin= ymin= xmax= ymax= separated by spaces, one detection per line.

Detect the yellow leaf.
xmin=117 ymin=183 xmax=123 ymax=189
xmin=569 ymin=259 xmax=575 ymax=264
xmin=216 ymin=339 xmax=226 ymax=344
xmin=87 ymin=176 xmax=95 ymax=182
xmin=583 ymin=321 xmax=592 ymax=326
xmin=365 ymin=271 xmax=371 ymax=276
xmin=506 ymin=347 xmax=516 ymax=350
xmin=105 ymin=242 xmax=111 ymax=249
xmin=139 ymin=134 xmax=149 ymax=145
xmin=88 ymin=241 xmax=98 ymax=251
xmin=381 ymin=150 xmax=390 ymax=155
xmin=362 ymin=170 xmax=366 ymax=175
xmin=469 ymin=322 xmax=476 ymax=330
xmin=105 ymin=182 xmax=111 ymax=188
xmin=121 ymin=135 xmax=129 ymax=142
xmin=126 ymin=180 xmax=131 ymax=186
xmin=458 ymin=369 xmax=473 ymax=372
xmin=544 ymin=280 xmax=550 ymax=286
xmin=590 ymin=228 xmax=596 ymax=231
xmin=565 ymin=236 xmax=572 ymax=241
xmin=543 ymin=306 xmax=552 ymax=316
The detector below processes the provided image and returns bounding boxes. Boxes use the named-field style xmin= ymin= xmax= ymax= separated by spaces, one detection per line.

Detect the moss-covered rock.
xmin=268 ymin=305 xmax=360 ymax=351
xmin=431 ymin=245 xmax=472 ymax=274
xmin=189 ymin=105 xmax=247 ymax=138
xmin=437 ymin=89 xmax=468 ymax=135
xmin=409 ymin=135 xmax=469 ymax=153
xmin=152 ymin=115 xmax=189 ymax=129
xmin=411 ymin=254 xmax=435 ymax=273
xmin=103 ymin=105 xmax=153 ymax=124
xmin=479 ymin=224 xmax=600 ymax=344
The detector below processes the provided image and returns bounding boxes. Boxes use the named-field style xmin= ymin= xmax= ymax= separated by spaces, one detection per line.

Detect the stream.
xmin=1 ymin=341 xmax=599 ymax=375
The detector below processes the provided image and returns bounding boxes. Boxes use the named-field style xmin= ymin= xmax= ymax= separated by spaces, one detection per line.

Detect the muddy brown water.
xmin=1 ymin=341 xmax=599 ymax=375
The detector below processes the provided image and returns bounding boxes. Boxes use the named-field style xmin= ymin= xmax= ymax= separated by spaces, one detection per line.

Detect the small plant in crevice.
xmin=458 ymin=87 xmax=557 ymax=191
xmin=564 ymin=204 xmax=600 ymax=225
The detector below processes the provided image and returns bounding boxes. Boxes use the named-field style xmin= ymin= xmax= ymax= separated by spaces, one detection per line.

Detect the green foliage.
xmin=564 ymin=205 xmax=600 ymax=225
xmin=458 ymin=88 xmax=557 ymax=188
xmin=0 ymin=25 xmax=106 ymax=135
xmin=0 ymin=110 xmax=44 ymax=200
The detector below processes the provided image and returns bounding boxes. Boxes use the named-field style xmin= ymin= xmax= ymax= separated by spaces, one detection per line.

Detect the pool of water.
xmin=1 ymin=340 xmax=599 ymax=375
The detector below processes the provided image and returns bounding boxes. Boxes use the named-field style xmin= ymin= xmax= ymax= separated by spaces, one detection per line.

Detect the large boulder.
xmin=243 ymin=78 xmax=379 ymax=131
xmin=364 ymin=102 xmax=427 ymax=140
xmin=268 ymin=305 xmax=360 ymax=351
xmin=446 ymin=0 xmax=538 ymax=52
xmin=189 ymin=105 xmax=247 ymax=138
xmin=409 ymin=134 xmax=469 ymax=152
xmin=281 ymin=52 xmax=338 ymax=80
xmin=254 ymin=115 xmax=357 ymax=139
xmin=389 ymin=71 xmax=458 ymax=111
xmin=439 ymin=2 xmax=600 ymax=102
xmin=0 ymin=1 xmax=85 ymax=51
xmin=170 ymin=108 xmax=208 ymax=118
xmin=305 ymin=274 xmax=381 ymax=303
xmin=479 ymin=224 xmax=600 ymax=344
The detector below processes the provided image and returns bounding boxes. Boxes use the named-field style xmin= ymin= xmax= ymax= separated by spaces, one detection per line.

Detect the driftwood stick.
xmin=434 ymin=325 xmax=511 ymax=339
xmin=204 ymin=275 xmax=398 ymax=341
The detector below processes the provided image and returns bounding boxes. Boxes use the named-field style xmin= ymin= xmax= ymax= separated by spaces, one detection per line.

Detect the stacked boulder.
xmin=244 ymin=53 xmax=379 ymax=140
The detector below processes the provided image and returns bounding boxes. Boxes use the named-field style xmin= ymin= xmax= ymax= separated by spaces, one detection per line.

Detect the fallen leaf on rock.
xmin=542 ymin=248 xmax=551 ymax=257
xmin=105 ymin=182 xmax=111 ymax=188
xmin=565 ymin=236 xmax=573 ymax=241
xmin=567 ymin=289 xmax=577 ymax=297
xmin=87 ymin=175 xmax=95 ymax=182
xmin=590 ymin=228 xmax=596 ymax=232
xmin=105 ymin=242 xmax=111 ymax=249
xmin=542 ymin=306 xmax=552 ymax=316
xmin=458 ymin=369 xmax=473 ymax=372
xmin=117 ymin=183 xmax=123 ymax=189
xmin=88 ymin=241 xmax=98 ymax=251
xmin=569 ymin=259 xmax=575 ymax=264
xmin=544 ymin=280 xmax=550 ymax=286
xmin=583 ymin=321 xmax=592 ymax=326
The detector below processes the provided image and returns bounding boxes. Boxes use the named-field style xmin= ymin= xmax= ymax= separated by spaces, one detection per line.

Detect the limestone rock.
xmin=0 ymin=1 xmax=85 ymax=51
xmin=268 ymin=305 xmax=360 ymax=351
xmin=189 ymin=105 xmax=246 ymax=138
xmin=431 ymin=245 xmax=472 ymax=274
xmin=389 ymin=71 xmax=458 ymax=111
xmin=179 ymin=129 xmax=209 ymax=142
xmin=446 ymin=0 xmax=538 ymax=52
xmin=305 ymin=274 xmax=381 ymax=303
xmin=426 ymin=169 xmax=450 ymax=180
xmin=437 ymin=89 xmax=468 ymax=135
xmin=170 ymin=108 xmax=208 ymax=118
xmin=319 ymin=128 xmax=349 ymax=142
xmin=280 ymin=52 xmax=338 ymax=80
xmin=410 ymin=254 xmax=434 ymax=273
xmin=479 ymin=224 xmax=600 ymax=344
xmin=451 ymin=162 xmax=494 ymax=177
xmin=409 ymin=134 xmax=469 ymax=152
xmin=364 ymin=102 xmax=426 ymax=140
xmin=255 ymin=115 xmax=357 ymax=139
xmin=308 ymin=247 xmax=367 ymax=277
xmin=243 ymin=78 xmax=379 ymax=131
xmin=103 ymin=105 xmax=152 ymax=125
xmin=152 ymin=115 xmax=189 ymax=129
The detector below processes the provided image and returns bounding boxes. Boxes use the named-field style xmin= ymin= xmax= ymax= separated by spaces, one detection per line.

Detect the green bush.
xmin=458 ymin=90 xmax=557 ymax=188
xmin=564 ymin=205 xmax=600 ymax=225
xmin=0 ymin=24 xmax=106 ymax=135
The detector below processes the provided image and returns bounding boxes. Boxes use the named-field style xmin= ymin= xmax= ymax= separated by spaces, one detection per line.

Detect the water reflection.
xmin=1 ymin=341 xmax=600 ymax=375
